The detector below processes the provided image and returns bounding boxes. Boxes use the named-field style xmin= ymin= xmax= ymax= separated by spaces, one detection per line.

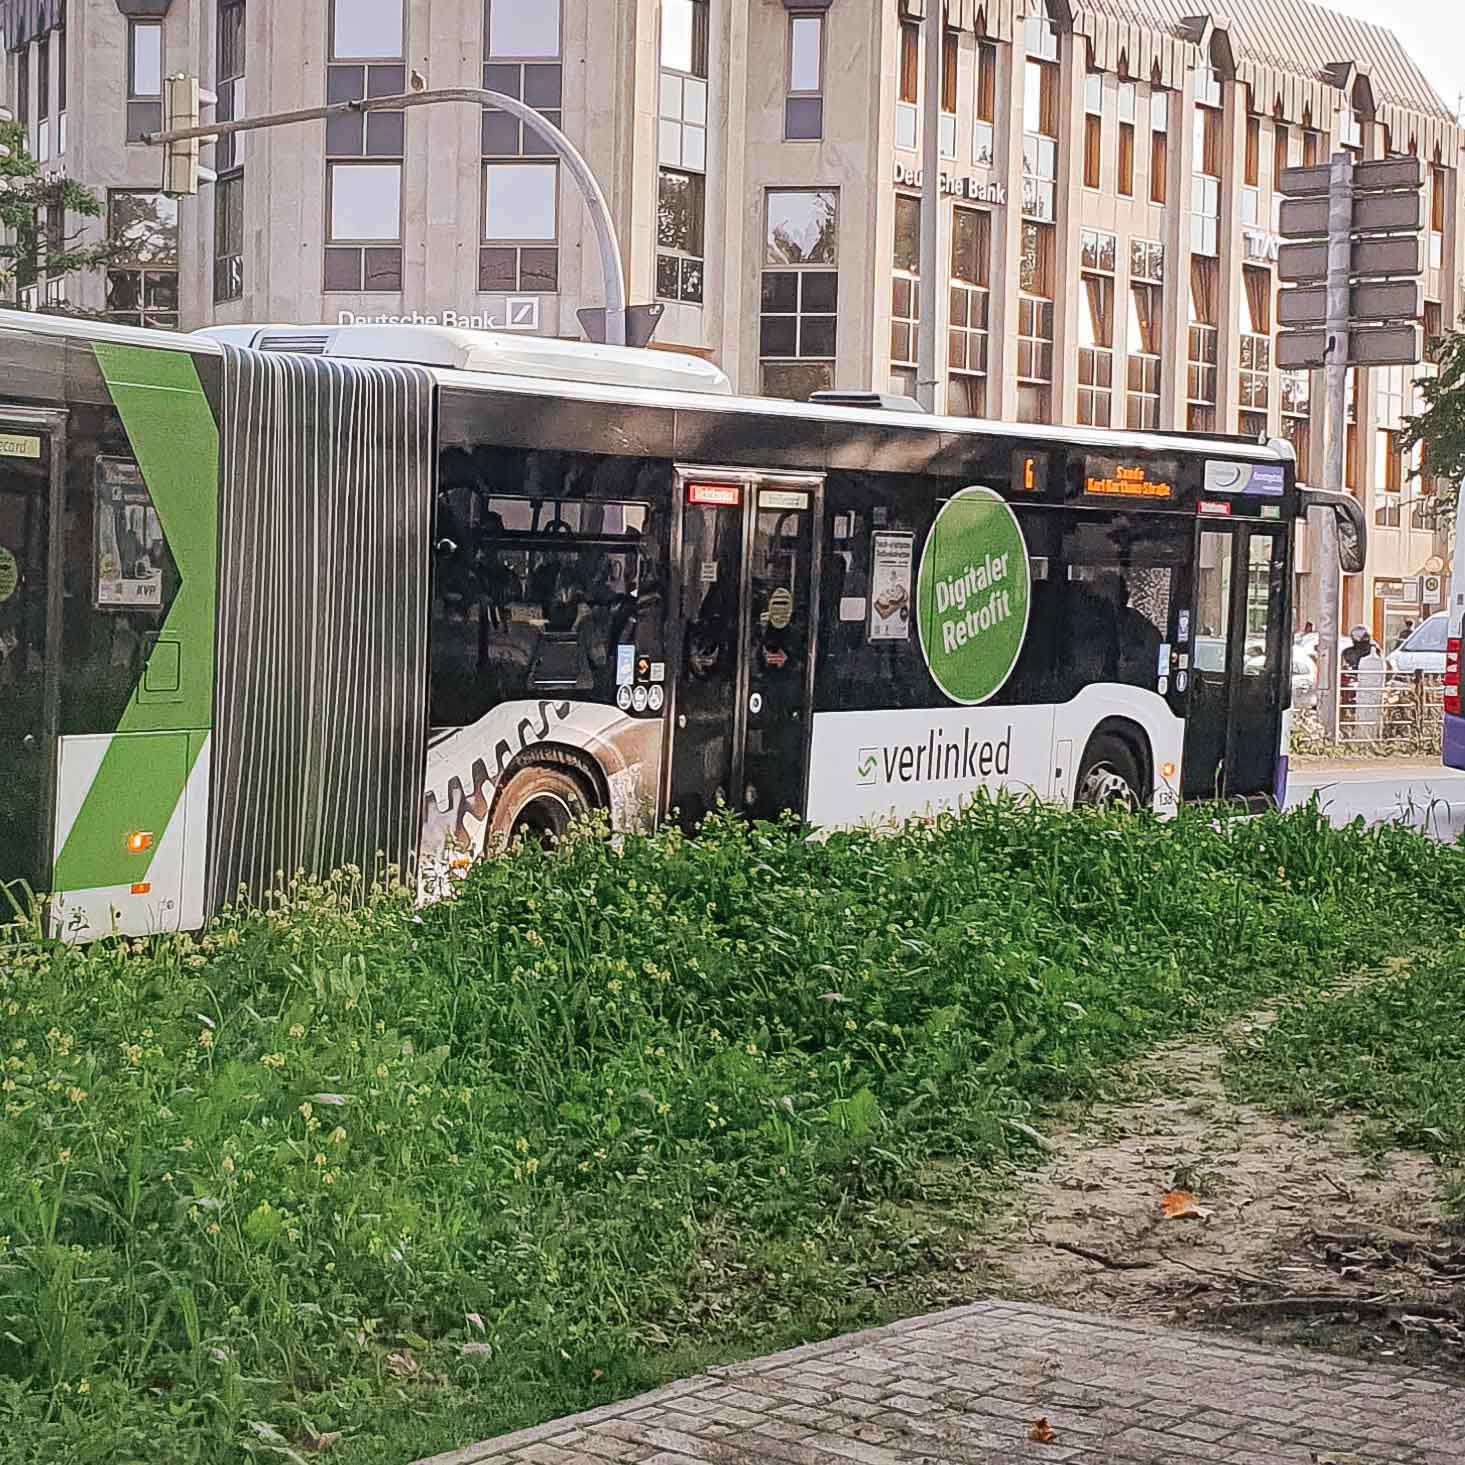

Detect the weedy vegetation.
xmin=1 ymin=799 xmax=1463 ymax=1463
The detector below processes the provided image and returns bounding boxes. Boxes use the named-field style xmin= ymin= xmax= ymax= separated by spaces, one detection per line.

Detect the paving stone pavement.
xmin=415 ymin=1301 xmax=1465 ymax=1465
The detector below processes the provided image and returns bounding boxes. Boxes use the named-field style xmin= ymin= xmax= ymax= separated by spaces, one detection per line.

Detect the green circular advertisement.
xmin=0 ymin=546 xmax=17 ymax=604
xmin=916 ymin=486 xmax=1031 ymax=705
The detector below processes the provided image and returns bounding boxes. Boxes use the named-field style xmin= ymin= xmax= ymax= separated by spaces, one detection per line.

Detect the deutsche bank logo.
xmin=855 ymin=748 xmax=880 ymax=786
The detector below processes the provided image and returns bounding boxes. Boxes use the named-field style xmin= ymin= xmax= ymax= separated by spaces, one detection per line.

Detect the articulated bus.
xmin=0 ymin=312 xmax=1365 ymax=938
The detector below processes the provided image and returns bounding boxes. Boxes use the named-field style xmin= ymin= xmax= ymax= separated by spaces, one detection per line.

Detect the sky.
xmin=1319 ymin=0 xmax=1465 ymax=120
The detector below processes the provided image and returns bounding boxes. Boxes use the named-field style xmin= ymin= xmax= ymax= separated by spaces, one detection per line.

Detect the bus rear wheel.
xmin=489 ymin=762 xmax=594 ymax=848
xmin=1075 ymin=733 xmax=1143 ymax=810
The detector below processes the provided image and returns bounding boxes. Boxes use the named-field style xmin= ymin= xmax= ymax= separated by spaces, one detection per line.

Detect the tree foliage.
xmin=1401 ymin=329 xmax=1465 ymax=527
xmin=0 ymin=119 xmax=116 ymax=303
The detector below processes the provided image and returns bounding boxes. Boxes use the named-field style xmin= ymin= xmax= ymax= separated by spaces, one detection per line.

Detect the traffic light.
xmin=161 ymin=75 xmax=217 ymax=196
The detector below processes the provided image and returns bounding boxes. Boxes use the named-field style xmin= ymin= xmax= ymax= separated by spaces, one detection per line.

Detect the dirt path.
xmin=955 ymin=1004 xmax=1465 ymax=1368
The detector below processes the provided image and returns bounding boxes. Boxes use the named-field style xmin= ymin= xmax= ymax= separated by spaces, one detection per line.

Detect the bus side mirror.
xmin=1300 ymin=490 xmax=1367 ymax=576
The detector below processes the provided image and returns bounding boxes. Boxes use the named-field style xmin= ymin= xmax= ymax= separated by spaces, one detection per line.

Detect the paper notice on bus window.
xmin=868 ymin=531 xmax=914 ymax=642
xmin=94 ymin=458 xmax=165 ymax=610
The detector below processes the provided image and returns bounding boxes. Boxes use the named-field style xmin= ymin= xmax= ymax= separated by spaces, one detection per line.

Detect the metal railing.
xmin=1334 ymin=668 xmax=1445 ymax=753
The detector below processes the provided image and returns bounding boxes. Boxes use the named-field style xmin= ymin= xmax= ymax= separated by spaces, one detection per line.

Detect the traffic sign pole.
xmin=1316 ymin=152 xmax=1352 ymax=740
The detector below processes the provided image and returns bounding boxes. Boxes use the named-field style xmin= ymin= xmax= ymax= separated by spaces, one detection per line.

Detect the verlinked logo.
xmin=852 ymin=727 xmax=1013 ymax=786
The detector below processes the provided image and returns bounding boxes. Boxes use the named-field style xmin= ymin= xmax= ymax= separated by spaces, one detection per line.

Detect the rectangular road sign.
xmin=1277 ymin=279 xmax=1421 ymax=327
xmin=1278 ymin=164 xmax=1332 ymax=198
xmin=1278 ymin=235 xmax=1421 ymax=283
xmin=1279 ymin=191 xmax=1422 ymax=238
xmin=1279 ymin=156 xmax=1424 ymax=198
xmin=1276 ymin=323 xmax=1422 ymax=370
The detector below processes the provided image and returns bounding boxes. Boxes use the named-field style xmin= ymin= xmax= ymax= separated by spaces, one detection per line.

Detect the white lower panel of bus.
xmin=49 ymin=733 xmax=211 ymax=941
xmin=805 ymin=686 xmax=1183 ymax=829
xmin=418 ymin=700 xmax=663 ymax=901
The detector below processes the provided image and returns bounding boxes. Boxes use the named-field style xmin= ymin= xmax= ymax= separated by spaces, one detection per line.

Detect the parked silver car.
xmin=1387 ymin=611 xmax=1448 ymax=673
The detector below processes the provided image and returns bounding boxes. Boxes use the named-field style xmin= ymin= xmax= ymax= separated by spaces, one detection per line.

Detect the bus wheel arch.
xmin=487 ymin=745 xmax=608 ymax=847
xmin=1075 ymin=719 xmax=1152 ymax=809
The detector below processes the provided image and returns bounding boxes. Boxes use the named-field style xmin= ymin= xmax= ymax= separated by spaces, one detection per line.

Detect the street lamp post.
xmin=146 ymin=85 xmax=628 ymax=347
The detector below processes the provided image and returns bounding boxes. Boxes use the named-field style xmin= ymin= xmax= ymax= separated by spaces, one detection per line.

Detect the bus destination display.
xmin=1083 ymin=456 xmax=1177 ymax=501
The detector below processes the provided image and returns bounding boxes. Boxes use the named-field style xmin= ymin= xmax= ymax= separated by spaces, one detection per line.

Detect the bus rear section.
xmin=1443 ymin=484 xmax=1465 ymax=768
xmin=0 ymin=324 xmax=220 ymax=937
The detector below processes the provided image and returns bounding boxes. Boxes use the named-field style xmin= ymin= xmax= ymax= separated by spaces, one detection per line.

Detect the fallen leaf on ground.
xmin=1160 ymin=1189 xmax=1212 ymax=1220
xmin=292 ymin=1429 xmax=342 ymax=1453
xmin=1029 ymin=1416 xmax=1055 ymax=1443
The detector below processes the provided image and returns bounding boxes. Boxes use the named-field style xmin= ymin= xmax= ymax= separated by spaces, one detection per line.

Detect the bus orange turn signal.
xmin=125 ymin=831 xmax=153 ymax=854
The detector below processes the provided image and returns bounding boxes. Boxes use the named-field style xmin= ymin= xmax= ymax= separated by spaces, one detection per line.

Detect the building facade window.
xmin=1190 ymin=69 xmax=1221 ymax=256
xmin=1239 ymin=265 xmax=1271 ymax=416
xmin=325 ymin=0 xmax=405 ymax=291
xmin=105 ymin=190 xmax=179 ymax=329
xmin=1149 ymin=89 xmax=1169 ymax=205
xmin=56 ymin=10 xmax=66 ymax=155
xmin=897 ymin=21 xmax=918 ymax=151
xmin=1127 ymin=238 xmax=1164 ymax=430
xmin=948 ymin=205 xmax=991 ymax=417
xmin=483 ymin=0 xmax=563 ymax=293
xmin=1082 ymin=72 xmax=1102 ymax=190
xmin=1017 ymin=219 xmax=1054 ymax=423
xmin=657 ymin=0 xmax=707 ymax=303
xmin=785 ymin=11 xmax=824 ymax=141
xmin=1281 ymin=370 xmax=1311 ymax=483
xmin=481 ymin=162 xmax=558 ymax=291
xmin=15 ymin=43 xmax=30 ymax=153
xmin=939 ymin=27 xmax=958 ymax=159
xmin=127 ymin=20 xmax=163 ymax=142
xmin=36 ymin=32 xmax=49 ymax=162
xmin=1022 ymin=14 xmax=1059 ymax=222
xmin=1374 ymin=367 xmax=1406 ymax=528
xmin=1187 ymin=256 xmax=1219 ymax=432
xmin=657 ymin=168 xmax=704 ymax=304
xmin=761 ymin=188 xmax=838 ymax=400
xmin=1078 ymin=228 xmax=1115 ymax=426
xmin=1117 ymin=81 xmax=1135 ymax=196
xmin=214 ymin=0 xmax=246 ymax=303
xmin=658 ymin=0 xmax=706 ymax=169
xmin=889 ymin=195 xmax=920 ymax=395
xmin=974 ymin=41 xmax=996 ymax=166
xmin=1430 ymin=165 xmax=1446 ymax=271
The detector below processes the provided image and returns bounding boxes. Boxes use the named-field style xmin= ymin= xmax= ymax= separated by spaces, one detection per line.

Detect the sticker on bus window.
xmin=839 ymin=596 xmax=866 ymax=622
xmin=0 ymin=433 xmax=41 ymax=460
xmin=768 ymin=587 xmax=795 ymax=630
xmin=868 ymin=531 xmax=914 ymax=642
xmin=760 ymin=489 xmax=810 ymax=512
xmin=616 ymin=644 xmax=635 ymax=687
xmin=1178 ymin=610 xmax=1191 ymax=642
xmin=94 ymin=458 xmax=165 ymax=609
xmin=1205 ymin=460 xmax=1285 ymax=496
xmin=0 ymin=546 xmax=17 ymax=603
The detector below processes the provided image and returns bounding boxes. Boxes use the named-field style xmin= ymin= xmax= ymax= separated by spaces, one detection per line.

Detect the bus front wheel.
xmin=1075 ymin=733 xmax=1143 ymax=810
xmin=488 ymin=760 xmax=594 ymax=847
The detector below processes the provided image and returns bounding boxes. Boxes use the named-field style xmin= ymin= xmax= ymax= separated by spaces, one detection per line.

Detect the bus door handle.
xmin=677 ymin=715 xmax=687 ymax=729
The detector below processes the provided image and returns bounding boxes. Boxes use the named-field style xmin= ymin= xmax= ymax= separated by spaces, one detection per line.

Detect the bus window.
xmin=430 ymin=448 xmax=665 ymax=728
xmin=1058 ymin=513 xmax=1187 ymax=697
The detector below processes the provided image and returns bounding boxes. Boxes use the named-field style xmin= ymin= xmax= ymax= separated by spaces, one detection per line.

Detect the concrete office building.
xmin=2 ymin=0 xmax=1461 ymax=639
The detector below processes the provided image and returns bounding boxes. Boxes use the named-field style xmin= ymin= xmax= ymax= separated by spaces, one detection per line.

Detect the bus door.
xmin=666 ymin=471 xmax=823 ymax=828
xmin=0 ymin=413 xmax=64 ymax=910
xmin=1183 ymin=522 xmax=1288 ymax=803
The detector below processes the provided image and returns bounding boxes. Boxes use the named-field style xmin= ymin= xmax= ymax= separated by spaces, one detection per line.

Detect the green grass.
xmin=2 ymin=800 xmax=1463 ymax=1464
xmin=1226 ymin=946 xmax=1465 ymax=1211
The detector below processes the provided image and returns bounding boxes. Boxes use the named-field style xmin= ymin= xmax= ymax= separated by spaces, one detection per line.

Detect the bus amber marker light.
xmin=1446 ymin=638 xmax=1460 ymax=716
xmin=125 ymin=831 xmax=153 ymax=854
xmin=1160 ymin=761 xmax=1177 ymax=780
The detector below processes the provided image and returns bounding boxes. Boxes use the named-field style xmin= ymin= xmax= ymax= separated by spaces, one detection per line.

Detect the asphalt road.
xmin=1287 ymin=763 xmax=1465 ymax=840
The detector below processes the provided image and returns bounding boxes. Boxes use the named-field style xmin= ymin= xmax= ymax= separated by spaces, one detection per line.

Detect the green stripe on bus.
xmin=52 ymin=345 xmax=218 ymax=893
